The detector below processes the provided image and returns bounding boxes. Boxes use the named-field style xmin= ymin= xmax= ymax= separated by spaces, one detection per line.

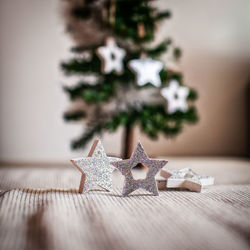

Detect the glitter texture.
xmin=112 ymin=142 xmax=168 ymax=196
xmin=160 ymin=168 xmax=214 ymax=192
xmin=71 ymin=139 xmax=120 ymax=193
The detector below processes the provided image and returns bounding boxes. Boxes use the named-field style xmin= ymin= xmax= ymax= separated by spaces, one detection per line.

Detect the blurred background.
xmin=0 ymin=0 xmax=250 ymax=164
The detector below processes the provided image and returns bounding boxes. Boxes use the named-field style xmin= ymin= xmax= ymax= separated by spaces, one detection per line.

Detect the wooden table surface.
xmin=0 ymin=157 xmax=250 ymax=250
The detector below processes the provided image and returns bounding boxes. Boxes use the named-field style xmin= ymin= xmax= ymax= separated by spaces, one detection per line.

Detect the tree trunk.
xmin=122 ymin=125 xmax=133 ymax=159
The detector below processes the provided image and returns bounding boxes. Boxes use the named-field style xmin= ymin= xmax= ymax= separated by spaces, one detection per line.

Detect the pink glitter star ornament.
xmin=112 ymin=142 xmax=168 ymax=196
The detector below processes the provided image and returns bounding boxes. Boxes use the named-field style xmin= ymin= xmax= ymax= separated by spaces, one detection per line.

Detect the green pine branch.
xmin=64 ymin=110 xmax=86 ymax=121
xmin=160 ymin=70 xmax=183 ymax=84
xmin=71 ymin=121 xmax=104 ymax=149
xmin=69 ymin=104 xmax=198 ymax=149
xmin=145 ymin=39 xmax=172 ymax=58
xmin=64 ymin=81 xmax=115 ymax=103
xmin=188 ymin=89 xmax=198 ymax=100
xmin=114 ymin=0 xmax=169 ymax=43
xmin=61 ymin=54 xmax=101 ymax=75
xmin=154 ymin=10 xmax=171 ymax=21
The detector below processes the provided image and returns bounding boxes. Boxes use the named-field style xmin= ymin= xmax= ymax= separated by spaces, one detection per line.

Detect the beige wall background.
xmin=0 ymin=0 xmax=250 ymax=163
xmin=138 ymin=0 xmax=250 ymax=157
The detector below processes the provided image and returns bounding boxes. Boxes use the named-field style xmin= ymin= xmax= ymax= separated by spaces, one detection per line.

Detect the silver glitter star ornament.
xmin=96 ymin=37 xmax=126 ymax=74
xmin=112 ymin=142 xmax=168 ymax=196
xmin=129 ymin=58 xmax=163 ymax=87
xmin=160 ymin=168 xmax=214 ymax=192
xmin=161 ymin=80 xmax=189 ymax=114
xmin=71 ymin=139 xmax=120 ymax=193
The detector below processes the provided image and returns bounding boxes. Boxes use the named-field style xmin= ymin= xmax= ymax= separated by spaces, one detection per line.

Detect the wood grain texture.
xmin=0 ymin=159 xmax=250 ymax=250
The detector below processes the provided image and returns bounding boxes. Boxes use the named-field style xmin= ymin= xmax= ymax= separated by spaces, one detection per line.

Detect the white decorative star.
xmin=71 ymin=139 xmax=120 ymax=193
xmin=96 ymin=37 xmax=126 ymax=74
xmin=160 ymin=168 xmax=214 ymax=192
xmin=129 ymin=58 xmax=163 ymax=87
xmin=161 ymin=80 xmax=189 ymax=114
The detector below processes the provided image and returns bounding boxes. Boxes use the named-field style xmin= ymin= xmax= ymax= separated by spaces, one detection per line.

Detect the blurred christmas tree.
xmin=61 ymin=0 xmax=198 ymax=157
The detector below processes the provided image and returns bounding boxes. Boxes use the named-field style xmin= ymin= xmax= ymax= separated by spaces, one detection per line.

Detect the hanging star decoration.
xmin=160 ymin=168 xmax=214 ymax=192
xmin=112 ymin=142 xmax=168 ymax=196
xmin=129 ymin=58 xmax=163 ymax=87
xmin=96 ymin=37 xmax=126 ymax=74
xmin=161 ymin=80 xmax=189 ymax=114
xmin=71 ymin=139 xmax=120 ymax=193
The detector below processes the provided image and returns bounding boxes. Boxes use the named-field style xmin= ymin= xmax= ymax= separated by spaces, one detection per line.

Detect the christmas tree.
xmin=61 ymin=0 xmax=198 ymax=157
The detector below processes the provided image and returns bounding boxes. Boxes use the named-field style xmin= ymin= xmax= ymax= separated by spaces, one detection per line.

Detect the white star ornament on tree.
xmin=129 ymin=58 xmax=163 ymax=87
xmin=161 ymin=80 xmax=189 ymax=114
xmin=96 ymin=37 xmax=126 ymax=74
